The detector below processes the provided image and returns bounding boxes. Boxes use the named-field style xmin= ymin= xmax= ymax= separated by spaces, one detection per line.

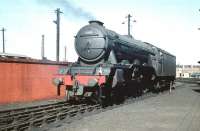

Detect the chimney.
xmin=89 ymin=20 xmax=104 ymax=26
xmin=41 ymin=34 xmax=45 ymax=60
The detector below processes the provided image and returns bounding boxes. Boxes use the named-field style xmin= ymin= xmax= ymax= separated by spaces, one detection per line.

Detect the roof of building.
xmin=0 ymin=53 xmax=70 ymax=65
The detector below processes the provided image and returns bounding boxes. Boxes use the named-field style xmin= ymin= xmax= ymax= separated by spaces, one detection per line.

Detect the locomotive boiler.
xmin=53 ymin=20 xmax=176 ymax=105
xmin=75 ymin=20 xmax=154 ymax=65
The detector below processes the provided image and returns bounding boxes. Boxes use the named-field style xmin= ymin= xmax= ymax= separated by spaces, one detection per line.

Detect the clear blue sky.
xmin=0 ymin=0 xmax=200 ymax=64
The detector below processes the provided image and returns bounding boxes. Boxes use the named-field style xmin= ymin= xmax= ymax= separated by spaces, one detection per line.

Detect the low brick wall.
xmin=0 ymin=58 xmax=68 ymax=104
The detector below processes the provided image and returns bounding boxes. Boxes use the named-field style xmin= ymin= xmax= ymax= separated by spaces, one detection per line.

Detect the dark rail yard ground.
xmin=0 ymin=82 xmax=199 ymax=131
xmin=48 ymin=82 xmax=200 ymax=131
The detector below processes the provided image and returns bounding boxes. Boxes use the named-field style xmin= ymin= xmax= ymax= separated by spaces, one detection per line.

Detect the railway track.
xmin=0 ymin=84 xmax=182 ymax=131
xmin=0 ymin=101 xmax=100 ymax=131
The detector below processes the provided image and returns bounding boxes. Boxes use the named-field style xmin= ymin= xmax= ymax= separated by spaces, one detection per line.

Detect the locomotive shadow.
xmin=113 ymin=81 xmax=150 ymax=105
xmin=192 ymin=89 xmax=200 ymax=93
xmin=122 ymin=81 xmax=171 ymax=102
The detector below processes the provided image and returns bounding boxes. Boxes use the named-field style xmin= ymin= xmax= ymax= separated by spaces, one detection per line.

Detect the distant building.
xmin=176 ymin=65 xmax=200 ymax=78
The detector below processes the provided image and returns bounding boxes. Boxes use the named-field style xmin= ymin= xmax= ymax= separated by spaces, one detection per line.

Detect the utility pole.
xmin=198 ymin=9 xmax=200 ymax=64
xmin=127 ymin=14 xmax=131 ymax=36
xmin=122 ymin=14 xmax=136 ymax=37
xmin=54 ymin=8 xmax=63 ymax=62
xmin=198 ymin=9 xmax=200 ymax=30
xmin=41 ymin=34 xmax=45 ymax=60
xmin=0 ymin=28 xmax=5 ymax=53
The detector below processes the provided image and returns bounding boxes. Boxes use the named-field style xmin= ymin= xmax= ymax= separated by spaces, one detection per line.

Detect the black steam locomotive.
xmin=53 ymin=20 xmax=176 ymax=105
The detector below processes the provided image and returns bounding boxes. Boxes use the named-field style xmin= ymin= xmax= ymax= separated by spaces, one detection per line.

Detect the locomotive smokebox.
xmin=75 ymin=20 xmax=108 ymax=63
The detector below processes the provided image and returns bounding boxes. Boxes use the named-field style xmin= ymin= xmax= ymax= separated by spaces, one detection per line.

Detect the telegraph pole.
xmin=127 ymin=14 xmax=131 ymax=36
xmin=198 ymin=9 xmax=200 ymax=64
xmin=122 ymin=14 xmax=136 ymax=37
xmin=54 ymin=8 xmax=63 ymax=62
xmin=0 ymin=28 xmax=5 ymax=53
xmin=198 ymin=9 xmax=200 ymax=30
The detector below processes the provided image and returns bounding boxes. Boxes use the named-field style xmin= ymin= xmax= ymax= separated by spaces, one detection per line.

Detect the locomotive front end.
xmin=53 ymin=64 xmax=110 ymax=104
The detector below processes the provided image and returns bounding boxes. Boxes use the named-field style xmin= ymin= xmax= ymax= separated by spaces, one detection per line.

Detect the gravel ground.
xmin=49 ymin=82 xmax=200 ymax=131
